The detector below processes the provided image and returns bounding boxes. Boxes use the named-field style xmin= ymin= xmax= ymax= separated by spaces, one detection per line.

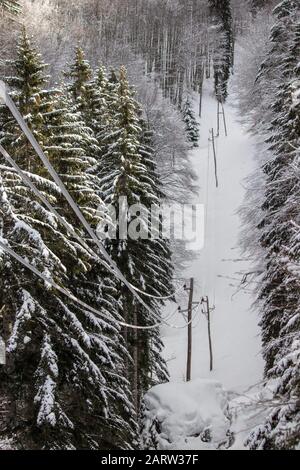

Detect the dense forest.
xmin=0 ymin=0 xmax=299 ymax=451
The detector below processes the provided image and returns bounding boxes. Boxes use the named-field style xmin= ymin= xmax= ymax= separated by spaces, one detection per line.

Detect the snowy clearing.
xmin=154 ymin=81 xmax=266 ymax=450
xmin=141 ymin=379 xmax=230 ymax=450
xmin=162 ymin=80 xmax=264 ymax=392
xmin=141 ymin=377 xmax=274 ymax=450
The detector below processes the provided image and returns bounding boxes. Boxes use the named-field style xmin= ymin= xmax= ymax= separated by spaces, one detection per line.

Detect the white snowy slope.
xmin=141 ymin=379 xmax=231 ymax=450
xmin=142 ymin=80 xmax=266 ymax=450
xmin=0 ymin=437 xmax=14 ymax=450
xmin=162 ymin=79 xmax=264 ymax=391
xmin=141 ymin=378 xmax=273 ymax=450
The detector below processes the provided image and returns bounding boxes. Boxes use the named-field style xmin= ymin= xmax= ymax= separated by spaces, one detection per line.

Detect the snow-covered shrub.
xmin=140 ymin=379 xmax=231 ymax=450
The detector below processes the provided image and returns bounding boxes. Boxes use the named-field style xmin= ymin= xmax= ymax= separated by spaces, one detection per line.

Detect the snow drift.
xmin=141 ymin=379 xmax=231 ymax=450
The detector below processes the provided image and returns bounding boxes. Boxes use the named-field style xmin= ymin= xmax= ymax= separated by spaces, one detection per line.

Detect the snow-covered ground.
xmin=0 ymin=437 xmax=14 ymax=450
xmin=162 ymin=80 xmax=264 ymax=392
xmin=141 ymin=379 xmax=230 ymax=450
xmin=147 ymin=80 xmax=267 ymax=450
xmin=141 ymin=378 xmax=273 ymax=450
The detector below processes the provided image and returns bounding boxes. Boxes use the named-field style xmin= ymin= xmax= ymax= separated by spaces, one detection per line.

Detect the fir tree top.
xmin=7 ymin=28 xmax=48 ymax=106
xmin=1 ymin=29 xmax=52 ymax=173
xmin=65 ymin=47 xmax=92 ymax=100
xmin=96 ymin=65 xmax=108 ymax=88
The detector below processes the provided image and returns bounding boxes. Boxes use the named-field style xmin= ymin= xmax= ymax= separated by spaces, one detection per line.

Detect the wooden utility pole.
xmin=201 ymin=296 xmax=214 ymax=372
xmin=186 ymin=278 xmax=194 ymax=382
xmin=0 ymin=306 xmax=6 ymax=366
xmin=217 ymin=101 xmax=228 ymax=137
xmin=222 ymin=102 xmax=228 ymax=137
xmin=209 ymin=128 xmax=219 ymax=188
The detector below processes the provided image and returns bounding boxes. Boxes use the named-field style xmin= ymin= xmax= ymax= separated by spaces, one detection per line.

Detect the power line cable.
xmin=0 ymin=237 xmax=191 ymax=330
xmin=0 ymin=144 xmax=186 ymax=305
xmin=0 ymin=84 xmax=182 ymax=318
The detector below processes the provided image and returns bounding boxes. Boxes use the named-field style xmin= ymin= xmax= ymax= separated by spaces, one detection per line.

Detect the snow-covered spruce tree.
xmin=209 ymin=0 xmax=234 ymax=102
xmin=247 ymin=0 xmax=300 ymax=450
xmin=65 ymin=49 xmax=114 ymax=175
xmin=0 ymin=30 xmax=136 ymax=449
xmin=98 ymin=66 xmax=173 ymax=411
xmin=65 ymin=58 xmax=172 ymax=412
xmin=105 ymin=68 xmax=120 ymax=111
xmin=181 ymin=98 xmax=200 ymax=148
xmin=89 ymin=65 xmax=111 ymax=139
xmin=0 ymin=165 xmax=79 ymax=449
xmin=0 ymin=28 xmax=51 ymax=174
xmin=48 ymin=47 xmax=137 ymax=450
xmin=65 ymin=47 xmax=92 ymax=101
xmin=42 ymin=90 xmax=137 ymax=450
xmin=65 ymin=48 xmax=118 ymax=138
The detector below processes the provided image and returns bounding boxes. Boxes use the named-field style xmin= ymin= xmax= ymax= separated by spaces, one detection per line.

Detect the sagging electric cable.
xmin=0 ymin=85 xmax=181 ymax=315
xmin=126 ymin=283 xmax=186 ymax=300
xmin=0 ymin=87 xmax=166 ymax=321
xmin=0 ymin=144 xmax=185 ymax=312
xmin=0 ymin=238 xmax=200 ymax=330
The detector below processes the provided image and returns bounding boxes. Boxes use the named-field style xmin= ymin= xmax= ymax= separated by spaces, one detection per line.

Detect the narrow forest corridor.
xmin=163 ymin=78 xmax=264 ymax=392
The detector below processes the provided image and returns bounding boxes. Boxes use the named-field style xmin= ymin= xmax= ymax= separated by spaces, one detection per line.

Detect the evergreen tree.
xmin=247 ymin=0 xmax=300 ymax=450
xmin=0 ymin=27 xmax=51 ymax=174
xmin=209 ymin=0 xmax=234 ymax=102
xmin=63 ymin=54 xmax=171 ymax=407
xmin=0 ymin=30 xmax=136 ymax=450
xmin=91 ymin=65 xmax=111 ymax=138
xmin=65 ymin=53 xmax=174 ymax=413
xmin=65 ymin=50 xmax=113 ymax=174
xmin=65 ymin=49 xmax=114 ymax=136
xmin=65 ymin=47 xmax=92 ymax=102
xmin=98 ymin=66 xmax=173 ymax=411
xmin=182 ymin=98 xmax=200 ymax=148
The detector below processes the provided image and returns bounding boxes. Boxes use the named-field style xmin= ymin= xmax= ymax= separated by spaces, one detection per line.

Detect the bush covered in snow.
xmin=140 ymin=379 xmax=232 ymax=450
